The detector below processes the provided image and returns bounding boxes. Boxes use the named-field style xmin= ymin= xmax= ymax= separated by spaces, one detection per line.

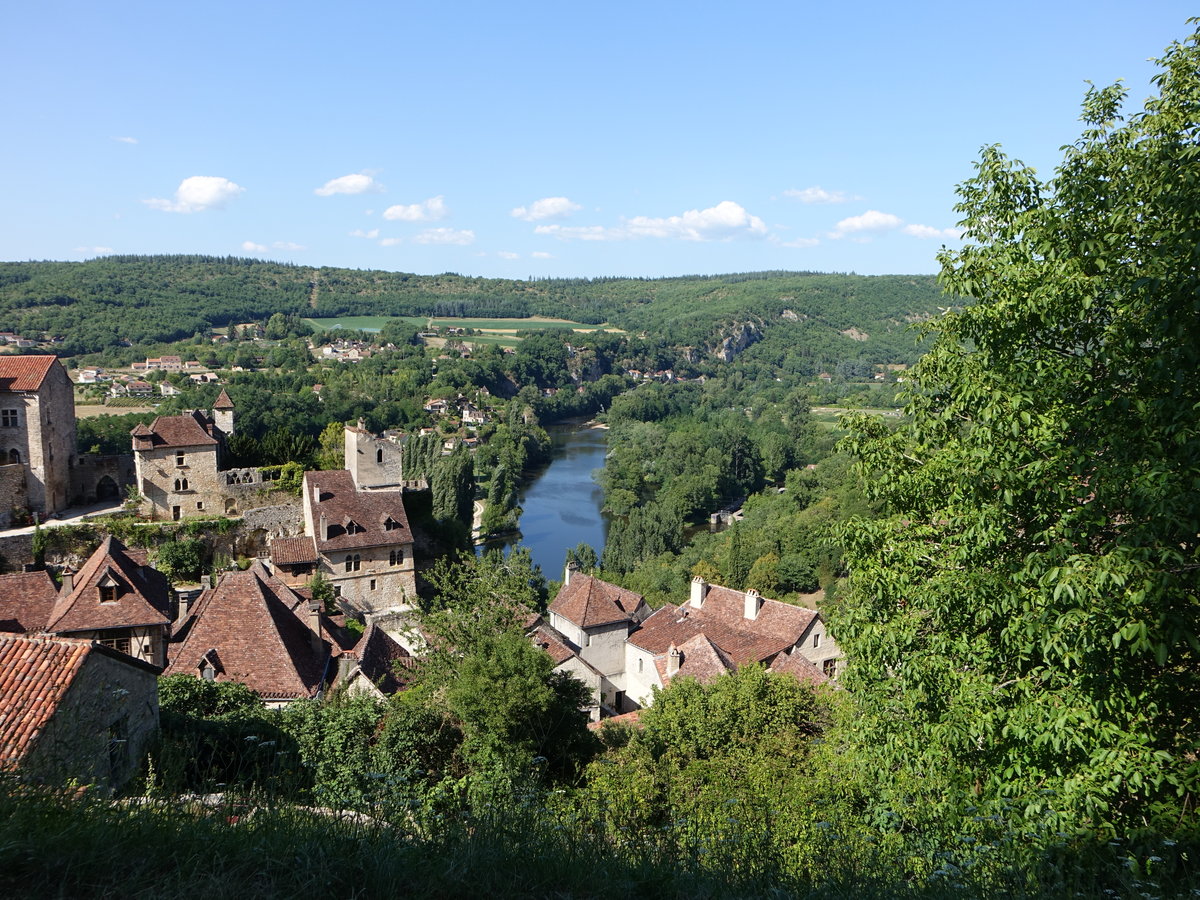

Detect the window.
xmin=389 ymin=548 xmax=405 ymax=566
xmin=823 ymin=658 xmax=838 ymax=679
xmin=345 ymin=554 xmax=361 ymax=572
xmin=369 ymin=579 xmax=377 ymax=591
xmin=7 ymin=449 xmax=18 ymax=464
xmin=97 ymin=629 xmax=130 ymax=654
xmin=196 ymin=501 xmax=204 ymax=510
xmin=637 ymin=657 xmax=644 ymax=674
xmin=813 ymin=632 xmax=821 ymax=649
xmin=346 ymin=520 xmax=362 ymax=535
xmin=0 ymin=409 xmax=17 ymax=428
xmin=99 ymin=585 xmax=118 ymax=604
xmin=175 ymin=452 xmax=186 ymax=467
xmin=384 ymin=517 xmax=400 ymax=531
xmin=376 ymin=448 xmax=384 ymax=463
xmin=174 ymin=477 xmax=189 ymax=492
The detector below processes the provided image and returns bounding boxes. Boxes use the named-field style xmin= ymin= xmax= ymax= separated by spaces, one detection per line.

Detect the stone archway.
xmin=96 ymin=475 xmax=119 ymax=501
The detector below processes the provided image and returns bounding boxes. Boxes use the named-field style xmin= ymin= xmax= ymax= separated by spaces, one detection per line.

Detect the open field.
xmin=304 ymin=315 xmax=622 ymax=337
xmin=75 ymin=404 xmax=158 ymax=418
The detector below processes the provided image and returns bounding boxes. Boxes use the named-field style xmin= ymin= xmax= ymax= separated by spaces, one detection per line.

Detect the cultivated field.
xmin=304 ymin=315 xmax=622 ymax=338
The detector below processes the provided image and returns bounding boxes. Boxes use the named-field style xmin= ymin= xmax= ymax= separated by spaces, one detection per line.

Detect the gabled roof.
xmin=549 ymin=574 xmax=647 ymax=630
xmin=0 ymin=571 xmax=60 ymax=634
xmin=132 ymin=410 xmax=220 ymax=450
xmin=530 ymin=622 xmax=580 ymax=666
xmin=164 ymin=565 xmax=331 ymax=700
xmin=628 ymin=586 xmax=818 ymax=668
xmin=0 ymin=635 xmax=89 ymax=770
xmin=346 ymin=624 xmax=412 ymax=695
xmin=269 ymin=536 xmax=319 ymax=566
xmin=0 ymin=356 xmax=58 ymax=393
xmin=213 ymin=388 xmax=234 ymax=409
xmin=770 ymin=648 xmax=830 ymax=686
xmin=46 ymin=537 xmax=172 ymax=635
xmin=304 ymin=470 xmax=411 ymax=552
xmin=657 ymin=633 xmax=735 ymax=687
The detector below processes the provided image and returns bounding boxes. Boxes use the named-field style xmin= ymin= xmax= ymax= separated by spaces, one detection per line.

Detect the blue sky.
xmin=3 ymin=1 xmax=1193 ymax=278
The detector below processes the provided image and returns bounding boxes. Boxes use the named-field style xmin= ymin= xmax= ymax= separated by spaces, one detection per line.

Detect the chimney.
xmin=564 ymin=559 xmax=580 ymax=586
xmin=60 ymin=566 xmax=75 ymax=595
xmin=744 ymin=588 xmax=762 ymax=621
xmin=307 ymin=600 xmax=324 ymax=655
xmin=690 ymin=576 xmax=707 ymax=609
xmin=319 ymin=512 xmax=328 ymax=541
xmin=666 ymin=645 xmax=682 ymax=678
xmin=337 ymin=653 xmax=358 ymax=684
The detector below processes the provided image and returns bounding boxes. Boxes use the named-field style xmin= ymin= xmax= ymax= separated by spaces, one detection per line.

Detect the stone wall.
xmin=0 ymin=464 xmax=28 ymax=529
xmin=71 ymin=453 xmax=134 ymax=506
xmin=22 ymin=648 xmax=158 ymax=793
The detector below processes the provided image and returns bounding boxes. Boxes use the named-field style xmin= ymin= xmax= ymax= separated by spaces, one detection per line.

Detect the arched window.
xmin=376 ymin=448 xmax=384 ymax=463
xmin=8 ymin=449 xmax=19 ymax=464
xmin=345 ymin=554 xmax=361 ymax=572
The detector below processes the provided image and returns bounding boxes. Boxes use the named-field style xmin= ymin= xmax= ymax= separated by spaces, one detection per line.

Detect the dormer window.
xmin=383 ymin=517 xmax=401 ymax=531
xmin=99 ymin=584 xmax=119 ymax=604
xmin=345 ymin=520 xmax=363 ymax=535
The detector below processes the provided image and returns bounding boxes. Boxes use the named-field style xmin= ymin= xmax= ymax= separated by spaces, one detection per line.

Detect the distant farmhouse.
xmin=0 ymin=356 xmax=132 ymax=527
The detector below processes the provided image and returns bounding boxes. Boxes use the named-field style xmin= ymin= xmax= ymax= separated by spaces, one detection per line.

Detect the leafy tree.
xmin=836 ymin=31 xmax=1200 ymax=831
xmin=315 ymin=421 xmax=345 ymax=470
xmin=159 ymin=674 xmax=262 ymax=718
xmin=154 ymin=538 xmax=205 ymax=583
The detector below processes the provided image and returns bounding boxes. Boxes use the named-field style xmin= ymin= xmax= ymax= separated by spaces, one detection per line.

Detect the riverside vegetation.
xmin=3 ymin=26 xmax=1200 ymax=899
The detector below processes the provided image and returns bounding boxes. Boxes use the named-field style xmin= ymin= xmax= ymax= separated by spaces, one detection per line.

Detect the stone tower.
xmin=212 ymin=388 xmax=235 ymax=436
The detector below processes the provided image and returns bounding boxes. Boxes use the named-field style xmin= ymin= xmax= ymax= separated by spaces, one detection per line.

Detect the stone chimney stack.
xmin=307 ymin=600 xmax=324 ymax=655
xmin=666 ymin=645 xmax=682 ymax=678
xmin=319 ymin=512 xmax=328 ymax=542
xmin=60 ymin=566 xmax=75 ymax=595
xmin=564 ymin=559 xmax=580 ymax=586
xmin=743 ymin=588 xmax=762 ymax=621
xmin=689 ymin=576 xmax=708 ymax=609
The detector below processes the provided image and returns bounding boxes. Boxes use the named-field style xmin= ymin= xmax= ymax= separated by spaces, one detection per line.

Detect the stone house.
xmin=0 ymin=633 xmax=159 ymax=792
xmin=338 ymin=623 xmax=413 ymax=698
xmin=41 ymin=536 xmax=174 ymax=667
xmin=542 ymin=571 xmax=841 ymax=715
xmin=299 ymin=467 xmax=416 ymax=615
xmin=0 ymin=356 xmax=76 ymax=522
xmin=131 ymin=390 xmax=273 ymax=520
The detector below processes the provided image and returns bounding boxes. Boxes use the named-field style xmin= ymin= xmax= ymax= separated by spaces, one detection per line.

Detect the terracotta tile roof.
xmin=530 ymin=623 xmax=579 ymax=666
xmin=0 ymin=356 xmax=58 ymax=392
xmin=213 ymin=389 xmax=234 ymax=409
xmin=133 ymin=410 xmax=220 ymax=449
xmin=349 ymin=624 xmax=412 ymax=694
xmin=589 ymin=709 xmax=643 ymax=731
xmin=770 ymin=649 xmax=830 ymax=686
xmin=629 ymin=584 xmax=818 ymax=668
xmin=658 ymin=634 xmax=735 ymax=686
xmin=46 ymin=537 xmax=172 ymax=635
xmin=549 ymin=575 xmax=647 ymax=629
xmin=0 ymin=634 xmax=90 ymax=771
xmin=304 ymin=470 xmax=412 ymax=553
xmin=269 ymin=536 xmax=319 ymax=566
xmin=164 ymin=565 xmax=331 ymax=700
xmin=0 ymin=572 xmax=60 ymax=634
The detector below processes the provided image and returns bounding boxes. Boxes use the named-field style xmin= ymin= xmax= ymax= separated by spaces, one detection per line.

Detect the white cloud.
xmin=383 ymin=195 xmax=447 ymax=222
xmin=497 ymin=251 xmax=520 ymax=259
xmin=349 ymin=228 xmax=380 ymax=239
xmin=626 ymin=201 xmax=767 ymax=241
xmin=380 ymin=237 xmax=404 ymax=247
xmin=146 ymin=176 xmax=244 ymax=213
xmin=783 ymin=186 xmax=857 ymax=204
xmin=534 ymin=224 xmax=622 ymax=241
xmin=273 ymin=241 xmax=304 ymax=251
xmin=534 ymin=201 xmax=767 ymax=243
xmin=511 ymin=196 xmax=581 ymax=222
xmin=315 ymin=173 xmax=380 ymax=196
xmin=902 ymin=223 xmax=963 ymax=239
xmin=112 ymin=136 xmax=138 ymax=145
xmin=413 ymin=228 xmax=475 ymax=245
xmin=73 ymin=246 xmax=113 ymax=255
xmin=242 ymin=241 xmax=268 ymax=253
xmin=531 ymin=251 xmax=553 ymax=259
xmin=829 ymin=209 xmax=903 ymax=239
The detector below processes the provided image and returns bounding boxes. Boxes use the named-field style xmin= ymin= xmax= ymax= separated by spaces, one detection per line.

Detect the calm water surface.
xmin=479 ymin=425 xmax=609 ymax=580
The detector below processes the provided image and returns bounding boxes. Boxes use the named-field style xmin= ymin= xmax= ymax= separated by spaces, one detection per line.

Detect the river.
xmin=478 ymin=424 xmax=609 ymax=580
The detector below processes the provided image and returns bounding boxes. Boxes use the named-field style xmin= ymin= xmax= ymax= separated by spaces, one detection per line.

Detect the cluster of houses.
xmin=422 ymin=394 xmax=489 ymax=426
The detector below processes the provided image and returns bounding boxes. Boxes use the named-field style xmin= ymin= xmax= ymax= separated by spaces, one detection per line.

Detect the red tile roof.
xmin=46 ymin=537 xmax=172 ymax=635
xmin=349 ymin=624 xmax=412 ymax=694
xmin=549 ymin=574 xmax=647 ymax=629
xmin=658 ymin=634 xmax=735 ymax=686
xmin=770 ymin=649 xmax=830 ymax=686
xmin=269 ymin=536 xmax=318 ymax=566
xmin=530 ymin=622 xmax=578 ymax=666
xmin=0 ymin=571 xmax=60 ymax=634
xmin=164 ymin=564 xmax=331 ymax=700
xmin=133 ymin=410 xmax=220 ymax=449
xmin=304 ymin=470 xmax=412 ymax=552
xmin=0 ymin=356 xmax=58 ymax=392
xmin=0 ymin=634 xmax=90 ymax=771
xmin=213 ymin=389 xmax=234 ymax=409
xmin=629 ymin=585 xmax=818 ymax=668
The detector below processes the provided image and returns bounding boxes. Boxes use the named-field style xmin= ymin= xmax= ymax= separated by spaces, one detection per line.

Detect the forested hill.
xmin=0 ymin=255 xmax=948 ymax=358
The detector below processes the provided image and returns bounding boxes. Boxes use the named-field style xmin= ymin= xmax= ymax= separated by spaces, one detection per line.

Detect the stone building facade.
xmin=0 ymin=356 xmax=76 ymax=523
